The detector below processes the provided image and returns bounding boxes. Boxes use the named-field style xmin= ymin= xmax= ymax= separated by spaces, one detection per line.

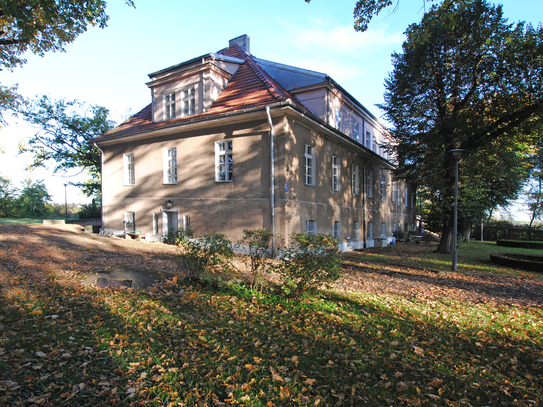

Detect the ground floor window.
xmin=353 ymin=222 xmax=360 ymax=243
xmin=367 ymin=222 xmax=373 ymax=240
xmin=306 ymin=220 xmax=317 ymax=235
xmin=124 ymin=212 xmax=135 ymax=232
xmin=381 ymin=222 xmax=386 ymax=238
xmin=333 ymin=221 xmax=341 ymax=239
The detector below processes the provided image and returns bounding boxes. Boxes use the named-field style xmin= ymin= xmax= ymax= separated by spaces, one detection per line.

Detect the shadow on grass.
xmin=1 ymin=225 xmax=542 ymax=406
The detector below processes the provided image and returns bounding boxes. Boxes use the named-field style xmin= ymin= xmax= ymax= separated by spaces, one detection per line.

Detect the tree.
xmin=0 ymin=0 xmax=134 ymax=123
xmin=0 ymin=175 xmax=17 ymax=217
xmin=305 ymin=0 xmax=447 ymax=32
xmin=20 ymin=95 xmax=116 ymax=198
xmin=13 ymin=179 xmax=51 ymax=218
xmin=380 ymin=0 xmax=543 ymax=253
xmin=525 ymin=137 xmax=543 ymax=227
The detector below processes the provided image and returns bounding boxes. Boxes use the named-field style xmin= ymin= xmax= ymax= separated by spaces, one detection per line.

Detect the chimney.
xmin=229 ymin=34 xmax=250 ymax=54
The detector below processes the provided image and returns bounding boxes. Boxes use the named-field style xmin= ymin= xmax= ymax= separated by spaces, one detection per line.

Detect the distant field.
xmin=0 ymin=218 xmax=79 ymax=225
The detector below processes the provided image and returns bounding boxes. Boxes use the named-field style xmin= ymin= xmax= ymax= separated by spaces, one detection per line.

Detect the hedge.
xmin=490 ymin=253 xmax=543 ymax=272
xmin=496 ymin=240 xmax=543 ymax=250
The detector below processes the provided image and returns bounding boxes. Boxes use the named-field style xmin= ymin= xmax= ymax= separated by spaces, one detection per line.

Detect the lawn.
xmin=344 ymin=239 xmax=543 ymax=277
xmin=0 ymin=225 xmax=542 ymax=406
xmin=0 ymin=217 xmax=79 ymax=225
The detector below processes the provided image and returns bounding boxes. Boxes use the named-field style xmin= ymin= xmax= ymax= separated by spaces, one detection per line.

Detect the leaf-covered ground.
xmin=0 ymin=224 xmax=542 ymax=406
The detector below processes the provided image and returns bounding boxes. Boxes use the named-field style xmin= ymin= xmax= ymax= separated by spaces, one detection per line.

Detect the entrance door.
xmin=162 ymin=210 xmax=179 ymax=235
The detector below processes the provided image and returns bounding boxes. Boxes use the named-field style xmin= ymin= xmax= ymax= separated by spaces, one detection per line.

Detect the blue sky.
xmin=1 ymin=0 xmax=542 ymax=218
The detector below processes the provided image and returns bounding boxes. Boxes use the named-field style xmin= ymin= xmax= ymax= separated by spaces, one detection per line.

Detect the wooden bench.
xmin=125 ymin=232 xmax=147 ymax=241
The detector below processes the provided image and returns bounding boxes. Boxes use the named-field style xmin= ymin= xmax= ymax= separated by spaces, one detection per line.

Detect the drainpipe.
xmin=363 ymin=155 xmax=374 ymax=248
xmin=265 ymin=106 xmax=275 ymax=255
xmin=93 ymin=142 xmax=105 ymax=225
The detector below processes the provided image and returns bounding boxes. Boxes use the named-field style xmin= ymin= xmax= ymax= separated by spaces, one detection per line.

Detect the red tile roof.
xmin=95 ymin=44 xmax=310 ymax=142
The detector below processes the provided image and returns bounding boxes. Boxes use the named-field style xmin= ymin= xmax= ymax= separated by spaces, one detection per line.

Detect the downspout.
xmin=265 ymin=106 xmax=275 ymax=255
xmin=363 ymin=155 xmax=374 ymax=248
xmin=93 ymin=142 xmax=105 ymax=227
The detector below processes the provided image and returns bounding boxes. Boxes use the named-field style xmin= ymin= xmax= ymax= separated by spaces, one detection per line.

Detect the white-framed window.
xmin=123 ymin=153 xmax=135 ymax=185
xmin=304 ymin=145 xmax=315 ymax=186
xmin=405 ymin=186 xmax=409 ymax=207
xmin=124 ymin=212 xmax=135 ymax=232
xmin=372 ymin=135 xmax=378 ymax=153
xmin=380 ymin=175 xmax=386 ymax=200
xmin=164 ymin=93 xmax=175 ymax=120
xmin=353 ymin=222 xmax=360 ymax=243
xmin=181 ymin=87 xmax=195 ymax=117
xmin=365 ymin=131 xmax=372 ymax=150
xmin=391 ymin=181 xmax=397 ymax=203
xmin=381 ymin=222 xmax=386 ymax=238
xmin=334 ymin=108 xmax=341 ymax=130
xmin=366 ymin=170 xmax=373 ymax=198
xmin=333 ymin=221 xmax=341 ymax=239
xmin=397 ymin=183 xmax=401 ymax=205
xmin=306 ymin=220 xmax=317 ymax=235
xmin=215 ymin=140 xmax=233 ymax=182
xmin=367 ymin=222 xmax=373 ymax=240
xmin=352 ymin=164 xmax=360 ymax=195
xmin=163 ymin=147 xmax=177 ymax=184
xmin=332 ymin=155 xmax=340 ymax=192
xmin=353 ymin=121 xmax=360 ymax=143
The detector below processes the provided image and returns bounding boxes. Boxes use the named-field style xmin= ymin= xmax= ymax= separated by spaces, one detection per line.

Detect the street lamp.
xmin=64 ymin=183 xmax=68 ymax=221
xmin=449 ymin=149 xmax=465 ymax=271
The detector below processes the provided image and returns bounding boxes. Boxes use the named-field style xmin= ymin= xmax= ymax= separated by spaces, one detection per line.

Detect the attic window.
xmin=181 ymin=87 xmax=195 ymax=117
xmin=164 ymin=93 xmax=175 ymax=120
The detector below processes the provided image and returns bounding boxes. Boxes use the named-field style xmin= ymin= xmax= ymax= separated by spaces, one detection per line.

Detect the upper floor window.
xmin=305 ymin=145 xmax=315 ymax=186
xmin=366 ymin=169 xmax=373 ymax=198
xmin=405 ymin=186 xmax=409 ymax=207
xmin=353 ymin=121 xmax=360 ymax=143
xmin=306 ymin=220 xmax=317 ymax=235
xmin=372 ymin=135 xmax=378 ymax=153
xmin=365 ymin=131 xmax=372 ymax=150
xmin=215 ymin=140 xmax=233 ymax=182
xmin=391 ymin=181 xmax=396 ymax=203
xmin=123 ymin=153 xmax=135 ymax=185
xmin=181 ymin=87 xmax=195 ymax=117
xmin=397 ymin=183 xmax=401 ymax=205
xmin=332 ymin=155 xmax=340 ymax=192
xmin=380 ymin=175 xmax=386 ymax=200
xmin=164 ymin=93 xmax=176 ymax=120
xmin=163 ymin=147 xmax=177 ymax=184
xmin=334 ymin=108 xmax=341 ymax=130
xmin=352 ymin=164 xmax=360 ymax=195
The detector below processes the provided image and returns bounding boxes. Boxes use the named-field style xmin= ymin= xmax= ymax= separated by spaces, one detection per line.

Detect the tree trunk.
xmin=436 ymin=225 xmax=454 ymax=254
xmin=461 ymin=225 xmax=471 ymax=242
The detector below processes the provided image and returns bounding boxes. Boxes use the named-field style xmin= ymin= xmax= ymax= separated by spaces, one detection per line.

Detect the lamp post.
xmin=64 ymin=183 xmax=68 ymax=221
xmin=449 ymin=149 xmax=465 ymax=271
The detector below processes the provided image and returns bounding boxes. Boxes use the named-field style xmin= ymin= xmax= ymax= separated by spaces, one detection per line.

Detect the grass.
xmin=1 ymin=230 xmax=542 ymax=406
xmin=344 ymin=240 xmax=543 ymax=277
xmin=0 ymin=217 xmax=79 ymax=225
xmin=1 ymin=279 xmax=541 ymax=406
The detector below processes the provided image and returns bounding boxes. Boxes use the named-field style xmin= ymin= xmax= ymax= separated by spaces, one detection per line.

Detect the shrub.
xmin=174 ymin=228 xmax=233 ymax=284
xmin=490 ymin=253 xmax=543 ymax=272
xmin=238 ymin=228 xmax=275 ymax=290
xmin=78 ymin=199 xmax=101 ymax=219
xmin=277 ymin=233 xmax=342 ymax=298
xmin=496 ymin=240 xmax=543 ymax=250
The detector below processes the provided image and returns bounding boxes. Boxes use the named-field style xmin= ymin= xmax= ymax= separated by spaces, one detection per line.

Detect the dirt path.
xmin=1 ymin=224 xmax=542 ymax=308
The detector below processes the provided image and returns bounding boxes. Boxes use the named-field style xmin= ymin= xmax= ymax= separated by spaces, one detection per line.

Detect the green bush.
xmin=238 ymin=228 xmax=275 ymax=290
xmin=490 ymin=253 xmax=543 ymax=272
xmin=173 ymin=228 xmax=233 ymax=285
xmin=277 ymin=233 xmax=342 ymax=298
xmin=496 ymin=240 xmax=543 ymax=250
xmin=78 ymin=199 xmax=101 ymax=219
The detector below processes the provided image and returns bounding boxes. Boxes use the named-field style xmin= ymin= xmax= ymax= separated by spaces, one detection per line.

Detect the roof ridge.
xmin=230 ymin=43 xmax=290 ymax=103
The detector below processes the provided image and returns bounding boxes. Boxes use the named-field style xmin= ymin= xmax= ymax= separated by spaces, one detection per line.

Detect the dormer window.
xmin=181 ymin=87 xmax=195 ymax=117
xmin=164 ymin=93 xmax=176 ymax=120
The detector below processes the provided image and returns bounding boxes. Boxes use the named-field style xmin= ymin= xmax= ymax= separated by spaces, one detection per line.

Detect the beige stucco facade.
xmin=98 ymin=105 xmax=415 ymax=251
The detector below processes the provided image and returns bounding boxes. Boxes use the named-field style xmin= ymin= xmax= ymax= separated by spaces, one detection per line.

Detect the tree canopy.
xmin=0 ymin=0 xmax=134 ymax=123
xmin=20 ymin=96 xmax=116 ymax=198
xmin=380 ymin=0 xmax=543 ymax=252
